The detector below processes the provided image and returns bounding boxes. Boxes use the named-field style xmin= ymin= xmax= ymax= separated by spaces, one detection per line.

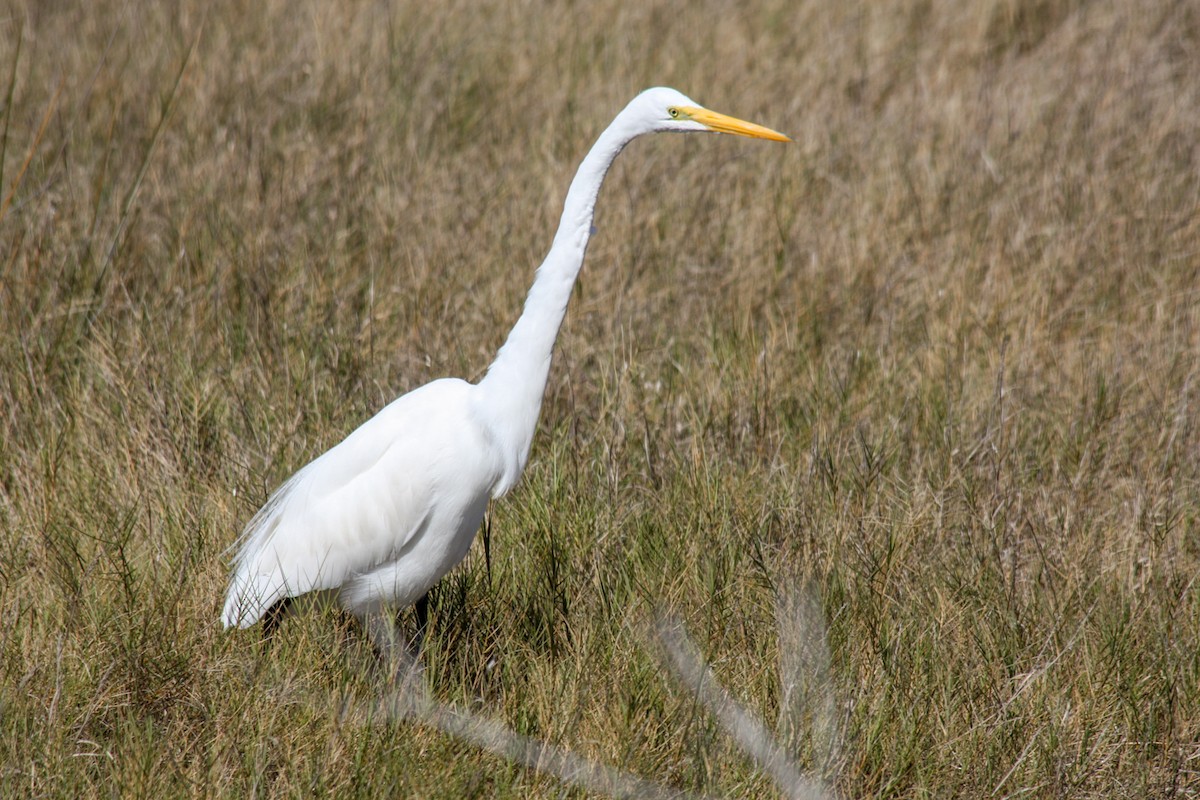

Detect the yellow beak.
xmin=680 ymin=106 xmax=791 ymax=142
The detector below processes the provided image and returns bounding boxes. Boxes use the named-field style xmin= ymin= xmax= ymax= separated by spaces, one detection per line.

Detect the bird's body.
xmin=221 ymin=87 xmax=788 ymax=632
xmin=224 ymin=379 xmax=495 ymax=625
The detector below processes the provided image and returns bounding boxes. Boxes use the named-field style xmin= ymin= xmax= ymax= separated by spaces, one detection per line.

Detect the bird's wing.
xmin=221 ymin=379 xmax=485 ymax=628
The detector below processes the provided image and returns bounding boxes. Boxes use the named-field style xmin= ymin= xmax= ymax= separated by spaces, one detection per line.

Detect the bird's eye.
xmin=668 ymin=107 xmax=680 ymax=118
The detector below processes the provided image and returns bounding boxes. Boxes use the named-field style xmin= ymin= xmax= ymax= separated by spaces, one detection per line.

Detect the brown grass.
xmin=2 ymin=0 xmax=1199 ymax=796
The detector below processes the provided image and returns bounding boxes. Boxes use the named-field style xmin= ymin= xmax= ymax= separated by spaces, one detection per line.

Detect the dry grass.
xmin=2 ymin=0 xmax=1199 ymax=796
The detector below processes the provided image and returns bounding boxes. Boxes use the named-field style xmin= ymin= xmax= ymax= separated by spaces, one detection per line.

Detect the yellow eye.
xmin=668 ymin=107 xmax=680 ymax=119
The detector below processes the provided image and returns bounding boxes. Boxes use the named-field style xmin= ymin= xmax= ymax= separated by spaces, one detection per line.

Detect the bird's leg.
xmin=260 ymin=596 xmax=293 ymax=641
xmin=365 ymin=613 xmax=422 ymax=688
xmin=412 ymin=592 xmax=431 ymax=652
xmin=391 ymin=591 xmax=432 ymax=653
xmin=482 ymin=508 xmax=493 ymax=589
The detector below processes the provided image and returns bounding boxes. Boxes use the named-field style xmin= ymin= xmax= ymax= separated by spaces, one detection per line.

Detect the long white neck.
xmin=476 ymin=111 xmax=640 ymax=494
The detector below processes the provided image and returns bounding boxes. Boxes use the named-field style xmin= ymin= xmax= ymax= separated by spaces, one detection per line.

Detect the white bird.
xmin=221 ymin=87 xmax=789 ymax=637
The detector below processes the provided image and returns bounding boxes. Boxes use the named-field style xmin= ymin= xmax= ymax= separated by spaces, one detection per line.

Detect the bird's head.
xmin=628 ymin=87 xmax=791 ymax=142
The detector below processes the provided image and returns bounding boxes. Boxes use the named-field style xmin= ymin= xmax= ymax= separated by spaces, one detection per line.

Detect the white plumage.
xmin=221 ymin=87 xmax=789 ymax=631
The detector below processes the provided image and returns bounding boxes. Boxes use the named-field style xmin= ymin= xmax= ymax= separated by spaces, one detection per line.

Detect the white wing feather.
xmin=221 ymin=378 xmax=498 ymax=628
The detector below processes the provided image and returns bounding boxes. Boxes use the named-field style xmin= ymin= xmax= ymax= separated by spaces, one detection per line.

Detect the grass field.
xmin=2 ymin=0 xmax=1199 ymax=796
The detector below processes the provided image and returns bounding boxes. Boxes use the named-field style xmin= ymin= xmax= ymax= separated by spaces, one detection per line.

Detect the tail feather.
xmin=221 ymin=569 xmax=290 ymax=629
xmin=222 ymin=468 xmax=308 ymax=629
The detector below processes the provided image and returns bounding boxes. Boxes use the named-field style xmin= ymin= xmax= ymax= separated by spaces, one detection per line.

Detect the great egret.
xmin=221 ymin=87 xmax=789 ymax=637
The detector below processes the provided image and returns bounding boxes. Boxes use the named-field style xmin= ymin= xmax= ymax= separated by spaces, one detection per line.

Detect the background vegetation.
xmin=2 ymin=0 xmax=1198 ymax=796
